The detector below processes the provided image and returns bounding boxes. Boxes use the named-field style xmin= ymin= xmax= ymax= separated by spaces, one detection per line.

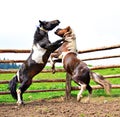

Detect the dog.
xmin=53 ymin=26 xmax=111 ymax=102
xmin=9 ymin=20 xmax=64 ymax=105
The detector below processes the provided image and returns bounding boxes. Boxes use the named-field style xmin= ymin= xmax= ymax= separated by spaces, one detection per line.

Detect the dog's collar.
xmin=40 ymin=27 xmax=48 ymax=33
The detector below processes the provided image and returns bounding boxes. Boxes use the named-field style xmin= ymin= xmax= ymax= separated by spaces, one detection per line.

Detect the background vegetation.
xmin=0 ymin=58 xmax=20 ymax=69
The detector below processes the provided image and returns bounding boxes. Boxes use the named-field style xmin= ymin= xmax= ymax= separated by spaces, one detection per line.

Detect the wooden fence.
xmin=0 ymin=44 xmax=120 ymax=99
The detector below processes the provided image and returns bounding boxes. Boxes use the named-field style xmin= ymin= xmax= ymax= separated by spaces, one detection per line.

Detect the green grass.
xmin=0 ymin=67 xmax=120 ymax=103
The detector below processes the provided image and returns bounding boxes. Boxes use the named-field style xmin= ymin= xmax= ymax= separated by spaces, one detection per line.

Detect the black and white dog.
xmin=9 ymin=20 xmax=64 ymax=105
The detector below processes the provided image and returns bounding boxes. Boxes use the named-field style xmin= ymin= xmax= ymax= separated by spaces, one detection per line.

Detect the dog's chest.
xmin=31 ymin=44 xmax=47 ymax=64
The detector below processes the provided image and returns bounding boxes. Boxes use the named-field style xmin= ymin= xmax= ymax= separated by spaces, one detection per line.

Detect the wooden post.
xmin=65 ymin=73 xmax=72 ymax=100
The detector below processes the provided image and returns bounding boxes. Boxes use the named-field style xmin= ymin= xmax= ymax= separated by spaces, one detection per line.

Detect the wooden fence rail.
xmin=1 ymin=74 xmax=120 ymax=85
xmin=0 ymin=44 xmax=120 ymax=53
xmin=0 ymin=54 xmax=120 ymax=63
xmin=0 ymin=44 xmax=120 ymax=99
xmin=78 ymin=44 xmax=120 ymax=53
xmin=1 ymin=85 xmax=120 ymax=95
xmin=81 ymin=54 xmax=120 ymax=61
xmin=0 ymin=49 xmax=30 ymax=53
xmin=1 ymin=64 xmax=120 ymax=73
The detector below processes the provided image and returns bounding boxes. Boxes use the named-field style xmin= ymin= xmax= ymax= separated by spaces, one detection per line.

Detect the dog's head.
xmin=39 ymin=20 xmax=60 ymax=31
xmin=55 ymin=26 xmax=72 ymax=37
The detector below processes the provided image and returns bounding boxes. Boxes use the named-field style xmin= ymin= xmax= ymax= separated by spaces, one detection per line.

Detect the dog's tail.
xmin=90 ymin=72 xmax=111 ymax=94
xmin=9 ymin=75 xmax=18 ymax=100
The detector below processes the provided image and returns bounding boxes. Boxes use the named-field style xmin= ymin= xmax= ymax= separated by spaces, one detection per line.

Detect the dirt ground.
xmin=0 ymin=96 xmax=120 ymax=117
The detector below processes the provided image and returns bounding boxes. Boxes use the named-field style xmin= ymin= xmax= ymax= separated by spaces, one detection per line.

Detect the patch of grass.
xmin=80 ymin=113 xmax=86 ymax=117
xmin=93 ymin=68 xmax=120 ymax=75
xmin=0 ymin=73 xmax=14 ymax=80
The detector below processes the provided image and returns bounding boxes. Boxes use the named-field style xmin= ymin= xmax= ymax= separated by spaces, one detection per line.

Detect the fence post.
xmin=65 ymin=73 xmax=72 ymax=100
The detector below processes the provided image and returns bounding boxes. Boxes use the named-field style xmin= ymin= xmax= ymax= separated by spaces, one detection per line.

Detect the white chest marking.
xmin=32 ymin=44 xmax=47 ymax=64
